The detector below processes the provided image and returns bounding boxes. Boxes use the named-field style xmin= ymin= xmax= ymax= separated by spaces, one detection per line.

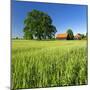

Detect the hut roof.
xmin=56 ymin=33 xmax=68 ymax=38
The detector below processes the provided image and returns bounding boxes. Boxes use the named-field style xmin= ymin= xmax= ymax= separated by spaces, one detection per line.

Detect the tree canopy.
xmin=67 ymin=29 xmax=74 ymax=40
xmin=23 ymin=9 xmax=57 ymax=40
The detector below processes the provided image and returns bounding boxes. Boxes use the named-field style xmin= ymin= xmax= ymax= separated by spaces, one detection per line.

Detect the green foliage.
xmin=12 ymin=40 xmax=87 ymax=89
xmin=81 ymin=34 xmax=85 ymax=39
xmin=16 ymin=37 xmax=19 ymax=40
xmin=80 ymin=34 xmax=88 ymax=40
xmin=23 ymin=9 xmax=57 ymax=40
xmin=23 ymin=26 xmax=33 ymax=40
xmin=67 ymin=29 xmax=74 ymax=40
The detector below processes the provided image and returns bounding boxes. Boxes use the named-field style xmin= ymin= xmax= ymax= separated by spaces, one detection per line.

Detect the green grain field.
xmin=11 ymin=40 xmax=88 ymax=89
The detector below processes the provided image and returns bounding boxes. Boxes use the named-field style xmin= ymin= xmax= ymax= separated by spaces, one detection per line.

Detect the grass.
xmin=11 ymin=40 xmax=88 ymax=89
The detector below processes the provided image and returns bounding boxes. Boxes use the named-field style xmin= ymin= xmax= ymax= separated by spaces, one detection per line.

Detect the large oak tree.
xmin=23 ymin=9 xmax=57 ymax=40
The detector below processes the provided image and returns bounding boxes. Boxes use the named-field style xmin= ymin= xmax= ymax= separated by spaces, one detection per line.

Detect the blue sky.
xmin=12 ymin=0 xmax=88 ymax=38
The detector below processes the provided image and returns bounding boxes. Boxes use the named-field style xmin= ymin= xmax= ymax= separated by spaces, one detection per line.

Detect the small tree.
xmin=16 ymin=37 xmax=19 ymax=39
xmin=81 ymin=34 xmax=85 ymax=39
xmin=67 ymin=29 xmax=74 ymax=40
